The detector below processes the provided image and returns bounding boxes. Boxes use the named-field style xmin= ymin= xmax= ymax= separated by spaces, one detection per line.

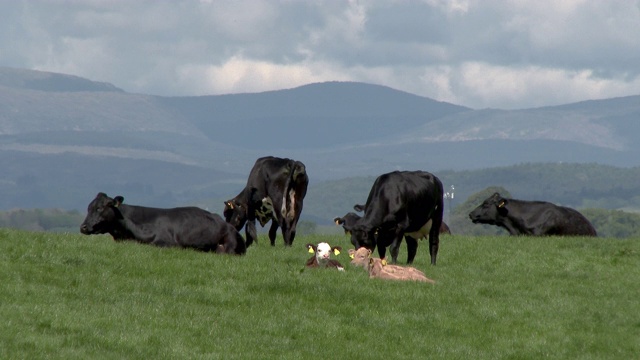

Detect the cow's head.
xmin=469 ymin=192 xmax=509 ymax=224
xmin=333 ymin=212 xmax=362 ymax=235
xmin=223 ymin=198 xmax=247 ymax=231
xmin=224 ymin=187 xmax=268 ymax=230
xmin=349 ymin=224 xmax=378 ymax=252
xmin=307 ymin=242 xmax=342 ymax=267
xmin=348 ymin=247 xmax=372 ymax=267
xmin=80 ymin=192 xmax=124 ymax=235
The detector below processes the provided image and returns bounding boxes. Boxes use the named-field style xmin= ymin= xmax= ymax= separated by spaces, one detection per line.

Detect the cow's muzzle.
xmin=80 ymin=224 xmax=91 ymax=234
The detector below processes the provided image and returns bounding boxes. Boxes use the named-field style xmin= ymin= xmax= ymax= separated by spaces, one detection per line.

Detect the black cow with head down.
xmin=347 ymin=170 xmax=444 ymax=265
xmin=224 ymin=156 xmax=309 ymax=247
xmin=468 ymin=192 xmax=597 ymax=236
xmin=80 ymin=192 xmax=246 ymax=254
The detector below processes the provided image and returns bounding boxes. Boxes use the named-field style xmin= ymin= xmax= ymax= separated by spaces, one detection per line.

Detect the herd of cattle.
xmin=80 ymin=156 xmax=598 ymax=267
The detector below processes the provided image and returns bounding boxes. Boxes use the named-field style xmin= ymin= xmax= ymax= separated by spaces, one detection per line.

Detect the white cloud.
xmin=177 ymin=56 xmax=350 ymax=95
xmin=1 ymin=0 xmax=639 ymax=109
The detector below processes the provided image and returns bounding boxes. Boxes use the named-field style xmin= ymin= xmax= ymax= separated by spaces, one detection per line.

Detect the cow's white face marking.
xmin=256 ymin=197 xmax=274 ymax=227
xmin=315 ymin=242 xmax=333 ymax=266
xmin=405 ymin=219 xmax=432 ymax=240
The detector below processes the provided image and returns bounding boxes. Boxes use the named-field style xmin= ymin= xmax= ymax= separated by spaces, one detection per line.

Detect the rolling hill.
xmin=1 ymin=66 xmax=639 ymax=215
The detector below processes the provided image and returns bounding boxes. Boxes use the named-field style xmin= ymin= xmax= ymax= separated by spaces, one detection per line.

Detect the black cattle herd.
xmin=80 ymin=156 xmax=598 ymax=263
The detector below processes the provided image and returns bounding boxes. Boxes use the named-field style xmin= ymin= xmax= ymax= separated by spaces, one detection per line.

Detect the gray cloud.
xmin=1 ymin=0 xmax=639 ymax=109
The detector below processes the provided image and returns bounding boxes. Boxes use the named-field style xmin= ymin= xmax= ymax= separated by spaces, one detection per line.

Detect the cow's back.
xmin=363 ymin=171 xmax=442 ymax=231
xmin=500 ymin=199 xmax=597 ymax=237
xmin=553 ymin=206 xmax=598 ymax=236
xmin=123 ymin=205 xmax=245 ymax=252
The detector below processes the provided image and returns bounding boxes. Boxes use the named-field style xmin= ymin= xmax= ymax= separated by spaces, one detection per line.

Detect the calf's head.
xmin=469 ymin=192 xmax=509 ymax=225
xmin=348 ymin=247 xmax=372 ymax=267
xmin=80 ymin=192 xmax=124 ymax=235
xmin=307 ymin=242 xmax=342 ymax=266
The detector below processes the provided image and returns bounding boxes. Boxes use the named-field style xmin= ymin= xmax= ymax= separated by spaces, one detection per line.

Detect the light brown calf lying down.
xmin=349 ymin=247 xmax=435 ymax=283
xmin=367 ymin=257 xmax=435 ymax=283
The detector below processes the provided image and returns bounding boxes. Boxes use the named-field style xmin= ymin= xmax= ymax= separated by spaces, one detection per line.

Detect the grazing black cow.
xmin=80 ymin=192 xmax=246 ymax=254
xmin=336 ymin=209 xmax=451 ymax=236
xmin=468 ymin=192 xmax=597 ymax=236
xmin=333 ymin=212 xmax=362 ymax=235
xmin=348 ymin=170 xmax=444 ymax=265
xmin=224 ymin=156 xmax=309 ymax=247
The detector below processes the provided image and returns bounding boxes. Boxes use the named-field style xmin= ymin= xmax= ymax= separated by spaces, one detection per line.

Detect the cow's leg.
xmin=429 ymin=199 xmax=444 ymax=265
xmin=280 ymin=220 xmax=294 ymax=247
xmin=376 ymin=244 xmax=387 ymax=261
xmin=405 ymin=236 xmax=418 ymax=264
xmin=268 ymin=221 xmax=278 ymax=246
xmin=388 ymin=237 xmax=403 ymax=264
xmin=282 ymin=204 xmax=302 ymax=247
xmin=284 ymin=218 xmax=298 ymax=246
xmin=246 ymin=220 xmax=257 ymax=247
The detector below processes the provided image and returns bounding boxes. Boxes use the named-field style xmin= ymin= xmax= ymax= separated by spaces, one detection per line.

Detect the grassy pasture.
xmin=1 ymin=229 xmax=638 ymax=359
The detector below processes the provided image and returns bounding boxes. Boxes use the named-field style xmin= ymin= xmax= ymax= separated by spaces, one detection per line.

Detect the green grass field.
xmin=1 ymin=229 xmax=638 ymax=359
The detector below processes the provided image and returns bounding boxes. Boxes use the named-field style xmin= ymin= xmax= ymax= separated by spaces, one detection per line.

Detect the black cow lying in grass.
xmin=80 ymin=192 xmax=246 ymax=254
xmin=469 ymin=192 xmax=597 ymax=236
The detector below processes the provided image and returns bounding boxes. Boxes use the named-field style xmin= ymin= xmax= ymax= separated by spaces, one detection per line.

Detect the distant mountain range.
xmin=1 ymin=66 xmax=639 ymax=214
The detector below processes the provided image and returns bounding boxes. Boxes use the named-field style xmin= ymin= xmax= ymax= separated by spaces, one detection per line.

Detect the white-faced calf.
xmin=306 ymin=242 xmax=344 ymax=271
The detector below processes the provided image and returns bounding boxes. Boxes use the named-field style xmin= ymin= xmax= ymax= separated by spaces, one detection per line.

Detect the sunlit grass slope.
xmin=1 ymin=229 xmax=638 ymax=359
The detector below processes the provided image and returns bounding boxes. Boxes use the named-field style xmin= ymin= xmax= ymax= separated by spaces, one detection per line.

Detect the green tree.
xmin=580 ymin=208 xmax=640 ymax=238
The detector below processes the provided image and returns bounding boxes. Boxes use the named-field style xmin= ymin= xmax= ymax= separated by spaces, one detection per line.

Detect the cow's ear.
xmin=333 ymin=246 xmax=342 ymax=256
xmin=307 ymin=243 xmax=315 ymax=253
xmin=381 ymin=258 xmax=388 ymax=266
xmin=113 ymin=196 xmax=124 ymax=207
xmin=497 ymin=198 xmax=507 ymax=208
xmin=225 ymin=201 xmax=234 ymax=209
xmin=348 ymin=249 xmax=356 ymax=259
xmin=333 ymin=217 xmax=343 ymax=225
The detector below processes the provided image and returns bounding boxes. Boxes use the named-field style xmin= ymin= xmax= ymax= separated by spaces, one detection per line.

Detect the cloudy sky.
xmin=1 ymin=0 xmax=639 ymax=109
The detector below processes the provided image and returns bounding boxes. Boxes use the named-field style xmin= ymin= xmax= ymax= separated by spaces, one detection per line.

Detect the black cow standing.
xmin=80 ymin=192 xmax=246 ymax=254
xmin=468 ymin=192 xmax=597 ymax=236
xmin=348 ymin=170 xmax=444 ymax=265
xmin=224 ymin=156 xmax=309 ymax=247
